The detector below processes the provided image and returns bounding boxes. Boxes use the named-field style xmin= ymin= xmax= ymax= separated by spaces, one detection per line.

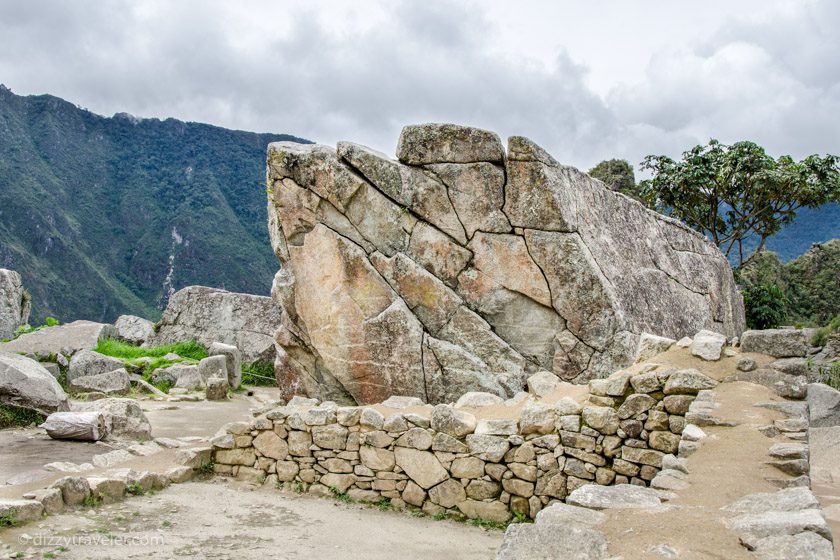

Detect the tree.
xmin=588 ymin=159 xmax=642 ymax=199
xmin=742 ymin=283 xmax=788 ymax=330
xmin=638 ymin=140 xmax=840 ymax=267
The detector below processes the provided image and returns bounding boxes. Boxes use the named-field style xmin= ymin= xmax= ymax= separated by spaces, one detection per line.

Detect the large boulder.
xmin=73 ymin=398 xmax=152 ymax=440
xmin=740 ymin=329 xmax=807 ymax=358
xmin=266 ymin=125 xmax=745 ymax=404
xmin=0 ymin=269 xmax=30 ymax=340
xmin=69 ymin=368 xmax=131 ymax=395
xmin=0 ymin=320 xmax=117 ymax=359
xmin=114 ymin=315 xmax=155 ymax=345
xmin=0 ymin=351 xmax=69 ymax=414
xmin=67 ymin=349 xmax=125 ymax=382
xmin=808 ymin=383 xmax=840 ymax=428
xmin=145 ymin=286 xmax=282 ymax=363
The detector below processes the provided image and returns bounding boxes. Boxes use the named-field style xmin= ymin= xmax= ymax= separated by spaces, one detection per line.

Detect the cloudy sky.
xmin=1 ymin=0 xmax=837 ymax=171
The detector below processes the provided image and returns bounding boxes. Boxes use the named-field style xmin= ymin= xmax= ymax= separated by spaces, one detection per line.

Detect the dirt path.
xmin=599 ymin=381 xmax=798 ymax=559
xmin=0 ymin=480 xmax=502 ymax=559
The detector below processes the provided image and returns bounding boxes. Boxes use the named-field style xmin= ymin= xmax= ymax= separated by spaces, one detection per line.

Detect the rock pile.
xmin=267 ymin=124 xmax=744 ymax=405
xmin=0 ymin=269 xmax=30 ymax=340
xmin=211 ymin=363 xmax=709 ymax=522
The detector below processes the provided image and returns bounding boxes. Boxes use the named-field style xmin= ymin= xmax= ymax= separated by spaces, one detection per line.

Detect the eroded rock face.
xmin=267 ymin=124 xmax=745 ymax=404
xmin=0 ymin=269 xmax=30 ymax=340
xmin=146 ymin=286 xmax=282 ymax=363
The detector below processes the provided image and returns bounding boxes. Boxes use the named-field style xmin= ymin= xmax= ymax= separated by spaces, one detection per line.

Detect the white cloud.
xmin=0 ymin=0 xmax=837 ymax=171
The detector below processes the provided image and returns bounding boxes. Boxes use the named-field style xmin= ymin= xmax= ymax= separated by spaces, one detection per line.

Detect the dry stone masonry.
xmin=266 ymin=124 xmax=745 ymax=405
xmin=211 ymin=363 xmax=710 ymax=522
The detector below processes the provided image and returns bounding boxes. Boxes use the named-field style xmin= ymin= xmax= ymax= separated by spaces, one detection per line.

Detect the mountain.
xmin=762 ymin=204 xmax=840 ymax=261
xmin=0 ymin=85 xmax=310 ymax=323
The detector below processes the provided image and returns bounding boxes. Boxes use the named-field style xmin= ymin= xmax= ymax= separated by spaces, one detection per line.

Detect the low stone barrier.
xmin=211 ymin=365 xmax=713 ymax=522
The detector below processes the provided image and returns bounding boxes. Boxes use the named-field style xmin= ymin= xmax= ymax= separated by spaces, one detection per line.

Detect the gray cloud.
xmin=0 ymin=0 xmax=836 ymax=172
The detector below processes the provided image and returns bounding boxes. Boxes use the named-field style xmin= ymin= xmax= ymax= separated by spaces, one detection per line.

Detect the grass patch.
xmin=0 ymin=403 xmax=45 ymax=429
xmin=126 ymin=482 xmax=146 ymax=496
xmin=433 ymin=511 xmax=446 ymax=521
xmin=812 ymin=315 xmax=840 ymax=347
xmin=95 ymin=338 xmax=208 ymax=361
xmin=818 ymin=361 xmax=840 ymax=391
xmin=0 ymin=509 xmax=18 ymax=527
xmin=198 ymin=458 xmax=215 ymax=476
xmin=469 ymin=516 xmax=508 ymax=530
xmin=375 ymin=497 xmax=391 ymax=511
xmin=330 ymin=487 xmax=353 ymax=504
xmin=83 ymin=494 xmax=102 ymax=508
xmin=242 ymin=361 xmax=276 ymax=386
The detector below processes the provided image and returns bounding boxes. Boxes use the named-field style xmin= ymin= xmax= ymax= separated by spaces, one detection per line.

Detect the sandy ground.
xmin=0 ymin=480 xmax=502 ymax=559
xmin=0 ymin=389 xmax=277 ymax=499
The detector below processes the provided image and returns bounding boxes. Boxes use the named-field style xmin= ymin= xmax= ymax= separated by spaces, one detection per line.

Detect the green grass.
xmin=818 ymin=361 xmax=840 ymax=391
xmin=242 ymin=361 xmax=276 ymax=386
xmin=0 ymin=510 xmax=18 ymax=527
xmin=0 ymin=403 xmax=45 ymax=429
xmin=94 ymin=338 xmax=208 ymax=393
xmin=330 ymin=487 xmax=353 ymax=504
xmin=95 ymin=338 xmax=208 ymax=361
xmin=433 ymin=511 xmax=446 ymax=521
xmin=126 ymin=482 xmax=146 ymax=496
xmin=469 ymin=516 xmax=508 ymax=530
xmin=198 ymin=458 xmax=215 ymax=476
xmin=83 ymin=494 xmax=102 ymax=508
xmin=812 ymin=315 xmax=840 ymax=347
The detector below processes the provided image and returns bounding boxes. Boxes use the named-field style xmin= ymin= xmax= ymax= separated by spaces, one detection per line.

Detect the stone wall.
xmin=267 ymin=123 xmax=744 ymax=405
xmin=211 ymin=365 xmax=713 ymax=522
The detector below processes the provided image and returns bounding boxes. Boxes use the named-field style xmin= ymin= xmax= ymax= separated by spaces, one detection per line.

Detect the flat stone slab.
xmin=497 ymin=523 xmax=608 ymax=560
xmin=0 ymin=320 xmax=116 ymax=357
xmin=566 ymin=483 xmax=662 ymax=510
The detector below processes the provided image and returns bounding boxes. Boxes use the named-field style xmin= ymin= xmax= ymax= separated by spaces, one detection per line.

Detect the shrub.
xmin=812 ymin=315 xmax=840 ymax=347
xmin=242 ymin=361 xmax=276 ymax=386
xmin=742 ymin=283 xmax=788 ymax=329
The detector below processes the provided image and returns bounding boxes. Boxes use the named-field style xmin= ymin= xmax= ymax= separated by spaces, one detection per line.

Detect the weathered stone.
xmin=146 ymin=286 xmax=282 ymax=363
xmin=0 ymin=269 xmax=30 ymax=340
xmin=520 ymin=402 xmax=556 ymax=435
xmin=208 ymin=342 xmax=242 ymax=389
xmin=737 ymin=356 xmax=757 ymax=372
xmin=455 ymin=391 xmax=504 ymax=407
xmin=428 ymin=478 xmax=466 ymax=508
xmin=617 ymin=394 xmax=656 ymax=419
xmin=554 ymin=397 xmax=583 ymax=416
xmin=727 ymin=509 xmax=832 ymax=548
xmin=312 ymin=424 xmax=348 ymax=450
xmin=621 ymin=446 xmax=665 ymax=467
xmin=431 ymin=405 xmax=476 ymax=437
xmin=475 ymin=418 xmax=518 ymax=436
xmin=449 ymin=456 xmax=485 ymax=479
xmin=728 ymin=368 xmax=807 ymax=400
xmin=87 ymin=477 xmax=127 ymax=504
xmin=690 ymin=329 xmax=727 ymax=361
xmin=0 ymin=499 xmax=43 ymax=523
xmin=51 ymin=476 xmax=90 ymax=506
xmin=74 ymin=398 xmax=152 ymax=440
xmin=648 ymin=431 xmax=681 ymax=454
xmin=216 ymin=448 xmax=257 ymax=466
xmin=466 ymin=479 xmax=502 ymax=500
xmin=497 ymin=524 xmax=609 ymax=560
xmin=431 ymin=432 xmax=469 ymax=453
xmin=536 ymin=502 xmax=606 ymax=527
xmin=527 ymin=370 xmax=561 ymax=397
xmin=394 ymin=447 xmax=448 ymax=489
xmin=0 ymin=351 xmax=69 ymax=414
xmin=636 ymin=333 xmax=676 ymax=362
xmin=465 ymin=434 xmax=510 ymax=462
xmin=42 ymin=411 xmax=107 ymax=441
xmin=567 ymin=483 xmax=661 ymax=510
xmin=740 ymin=329 xmax=807 ymax=358
xmin=457 ymin=499 xmax=511 ymax=523
xmin=0 ymin=320 xmax=116 ymax=358
xmin=582 ymin=406 xmax=619 ymax=435
xmin=630 ymin=372 xmax=662 ymax=394
xmin=70 ymin=368 xmax=131 ymax=395
xmin=361 ymin=430 xmax=394 ymax=448
xmin=205 ymin=377 xmax=229 ymax=400
xmin=723 ymin=487 xmax=820 ymax=513
xmin=751 ymin=533 xmax=834 ymax=560
xmin=267 ymin=128 xmax=745 ymax=401
xmin=663 ymin=369 xmax=718 ymax=395
xmin=360 ymin=407 xmax=385 ymax=430
xmin=808 ymin=383 xmax=840 ymax=427
xmin=287 ymin=431 xmax=312 ymax=457
xmin=771 ymin=358 xmax=808 ymax=377
xmin=395 ymin=427 xmax=433 ymax=450
xmin=175 ymin=447 xmax=212 ymax=468
xmin=275 ymin=461 xmax=299 ymax=481
xmin=396 ymin=123 xmax=504 ymax=165
xmin=114 ymin=315 xmax=154 ymax=345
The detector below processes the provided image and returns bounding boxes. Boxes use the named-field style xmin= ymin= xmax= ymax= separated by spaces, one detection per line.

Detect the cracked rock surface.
xmin=267 ymin=124 xmax=745 ymax=405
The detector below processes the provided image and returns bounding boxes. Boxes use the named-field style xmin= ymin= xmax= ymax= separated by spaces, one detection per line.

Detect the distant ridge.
xmin=0 ymin=85 xmax=311 ymax=323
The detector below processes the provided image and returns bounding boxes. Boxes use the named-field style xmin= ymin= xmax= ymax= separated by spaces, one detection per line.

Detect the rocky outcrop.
xmin=145 ymin=286 xmax=282 ymax=363
xmin=0 ymin=351 xmax=69 ymax=414
xmin=267 ymin=124 xmax=745 ymax=405
xmin=0 ymin=269 xmax=30 ymax=340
